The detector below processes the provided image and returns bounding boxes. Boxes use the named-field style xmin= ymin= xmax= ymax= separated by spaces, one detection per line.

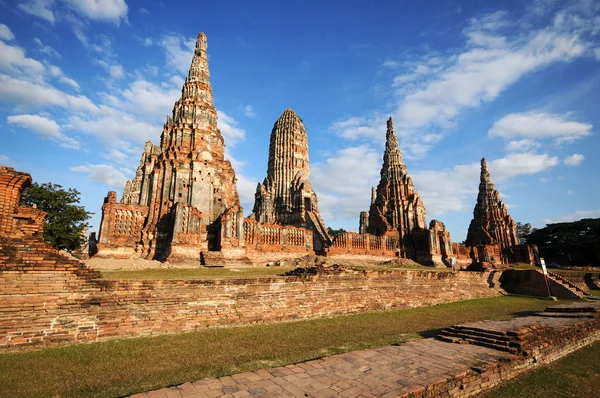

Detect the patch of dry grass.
xmin=0 ymin=296 xmax=568 ymax=398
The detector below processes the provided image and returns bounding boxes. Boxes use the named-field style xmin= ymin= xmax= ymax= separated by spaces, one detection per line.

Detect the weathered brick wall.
xmin=500 ymin=269 xmax=580 ymax=298
xmin=328 ymin=232 xmax=398 ymax=257
xmin=0 ymin=268 xmax=502 ymax=350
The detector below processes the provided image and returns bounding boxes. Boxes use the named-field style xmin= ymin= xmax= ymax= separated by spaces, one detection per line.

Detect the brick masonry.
xmin=0 ymin=267 xmax=502 ymax=351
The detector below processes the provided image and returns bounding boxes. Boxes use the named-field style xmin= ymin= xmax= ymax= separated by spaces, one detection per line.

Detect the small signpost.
xmin=540 ymin=258 xmax=553 ymax=298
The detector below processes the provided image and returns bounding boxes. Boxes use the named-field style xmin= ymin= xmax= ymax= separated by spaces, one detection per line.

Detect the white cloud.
xmin=18 ymin=0 xmax=55 ymax=24
xmin=489 ymin=112 xmax=592 ymax=143
xmin=567 ymin=190 xmax=574 ymax=195
xmin=66 ymin=105 xmax=158 ymax=145
xmin=413 ymin=152 xmax=559 ymax=216
xmin=0 ymin=24 xmax=15 ymax=41
xmin=109 ymin=64 xmax=125 ymax=79
xmin=505 ymin=139 xmax=541 ymax=152
xmin=158 ymin=34 xmax=196 ymax=75
xmin=0 ymin=74 xmax=97 ymax=112
xmin=63 ymin=0 xmax=128 ymax=25
xmin=540 ymin=177 xmax=548 ymax=183
xmin=139 ymin=7 xmax=149 ymax=16
xmin=0 ymin=41 xmax=46 ymax=79
xmin=311 ymin=145 xmax=381 ymax=224
xmin=101 ymin=79 xmax=179 ymax=120
xmin=217 ymin=110 xmax=246 ymax=147
xmin=563 ymin=153 xmax=584 ymax=166
xmin=71 ymin=164 xmax=128 ymax=187
xmin=7 ymin=113 xmax=79 ymax=149
xmin=48 ymin=65 xmax=80 ymax=90
xmin=544 ymin=209 xmax=600 ymax=223
xmin=0 ymin=155 xmax=10 ymax=165
xmin=33 ymin=37 xmax=61 ymax=58
xmin=243 ymin=104 xmax=256 ymax=118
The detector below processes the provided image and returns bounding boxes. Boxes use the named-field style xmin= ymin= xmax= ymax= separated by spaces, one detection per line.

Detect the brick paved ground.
xmin=130 ymin=339 xmax=515 ymax=398
xmin=131 ymin=303 xmax=600 ymax=398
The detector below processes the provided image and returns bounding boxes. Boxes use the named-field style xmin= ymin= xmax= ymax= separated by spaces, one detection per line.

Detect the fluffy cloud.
xmin=63 ymin=0 xmax=128 ymax=25
xmin=33 ymin=37 xmax=61 ymax=58
xmin=0 ymin=74 xmax=97 ymax=112
xmin=158 ymin=34 xmax=196 ymax=75
xmin=504 ymin=139 xmax=541 ymax=153
xmin=489 ymin=112 xmax=592 ymax=143
xmin=109 ymin=64 xmax=125 ymax=79
xmin=18 ymin=0 xmax=55 ymax=24
xmin=101 ymin=78 xmax=179 ymax=121
xmin=66 ymin=105 xmax=158 ymax=145
xmin=0 ymin=40 xmax=46 ymax=79
xmin=70 ymin=164 xmax=128 ymax=187
xmin=0 ymin=24 xmax=15 ymax=41
xmin=7 ymin=113 xmax=80 ymax=149
xmin=413 ymin=152 xmax=559 ymax=216
xmin=217 ymin=110 xmax=246 ymax=147
xmin=335 ymin=4 xmax=597 ymax=160
xmin=564 ymin=153 xmax=584 ymax=166
xmin=311 ymin=145 xmax=381 ymax=224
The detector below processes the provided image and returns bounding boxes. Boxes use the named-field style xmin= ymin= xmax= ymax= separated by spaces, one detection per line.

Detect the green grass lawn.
xmin=101 ymin=267 xmax=296 ymax=279
xmin=484 ymin=340 xmax=600 ymax=398
xmin=0 ymin=296 xmax=568 ymax=398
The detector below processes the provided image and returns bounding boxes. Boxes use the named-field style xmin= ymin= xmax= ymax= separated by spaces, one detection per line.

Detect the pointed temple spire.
xmin=102 ymin=32 xmax=242 ymax=260
xmin=466 ymin=157 xmax=519 ymax=250
xmin=366 ymin=116 xmax=426 ymax=239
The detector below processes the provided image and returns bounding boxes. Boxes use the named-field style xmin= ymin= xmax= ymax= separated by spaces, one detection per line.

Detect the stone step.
xmin=441 ymin=326 xmax=514 ymax=342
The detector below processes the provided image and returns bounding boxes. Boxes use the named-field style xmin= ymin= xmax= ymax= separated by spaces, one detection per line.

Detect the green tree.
xmin=20 ymin=182 xmax=92 ymax=251
xmin=327 ymin=227 xmax=347 ymax=238
xmin=516 ymin=222 xmax=537 ymax=243
xmin=526 ymin=218 xmax=600 ymax=267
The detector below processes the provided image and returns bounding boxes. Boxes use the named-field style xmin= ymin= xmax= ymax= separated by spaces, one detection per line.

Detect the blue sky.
xmin=1 ymin=0 xmax=599 ymax=241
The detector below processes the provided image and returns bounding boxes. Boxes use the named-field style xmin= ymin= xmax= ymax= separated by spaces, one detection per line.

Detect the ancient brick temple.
xmin=362 ymin=117 xmax=427 ymax=237
xmin=252 ymin=109 xmax=331 ymax=251
xmin=466 ymin=158 xmax=524 ymax=266
xmin=98 ymin=33 xmax=244 ymax=260
xmin=354 ymin=118 xmax=452 ymax=265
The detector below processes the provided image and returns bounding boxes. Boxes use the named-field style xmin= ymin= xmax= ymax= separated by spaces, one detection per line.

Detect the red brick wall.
xmin=0 ymin=268 xmax=502 ymax=350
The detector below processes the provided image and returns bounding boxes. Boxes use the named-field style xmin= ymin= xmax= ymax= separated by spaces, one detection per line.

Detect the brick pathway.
xmin=132 ymin=303 xmax=600 ymax=398
xmin=130 ymin=338 xmax=515 ymax=398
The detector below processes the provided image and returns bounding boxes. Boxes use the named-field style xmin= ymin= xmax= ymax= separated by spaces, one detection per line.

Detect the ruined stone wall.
xmin=0 ymin=269 xmax=502 ymax=350
xmin=328 ymin=231 xmax=398 ymax=257
xmin=97 ymin=191 xmax=149 ymax=258
xmin=243 ymin=218 xmax=313 ymax=254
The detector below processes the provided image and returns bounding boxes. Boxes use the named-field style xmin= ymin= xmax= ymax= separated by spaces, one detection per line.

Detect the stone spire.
xmin=366 ymin=117 xmax=427 ymax=237
xmin=106 ymin=32 xmax=242 ymax=260
xmin=252 ymin=109 xmax=330 ymax=249
xmin=466 ymin=158 xmax=519 ymax=250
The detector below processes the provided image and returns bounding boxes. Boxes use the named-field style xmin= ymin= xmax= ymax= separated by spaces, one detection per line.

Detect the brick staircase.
xmin=437 ymin=302 xmax=600 ymax=356
xmin=546 ymin=271 xmax=591 ymax=298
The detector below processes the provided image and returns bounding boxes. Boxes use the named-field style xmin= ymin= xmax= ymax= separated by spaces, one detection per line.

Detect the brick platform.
xmin=132 ymin=302 xmax=600 ymax=398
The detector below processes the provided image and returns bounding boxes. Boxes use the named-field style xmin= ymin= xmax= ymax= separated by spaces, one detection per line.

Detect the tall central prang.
xmin=99 ymin=33 xmax=243 ymax=260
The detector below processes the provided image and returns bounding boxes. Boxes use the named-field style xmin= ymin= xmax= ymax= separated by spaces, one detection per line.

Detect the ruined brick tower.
xmin=252 ymin=109 xmax=331 ymax=250
xmin=366 ymin=117 xmax=427 ymax=238
xmin=98 ymin=33 xmax=243 ymax=260
xmin=466 ymin=158 xmax=519 ymax=251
